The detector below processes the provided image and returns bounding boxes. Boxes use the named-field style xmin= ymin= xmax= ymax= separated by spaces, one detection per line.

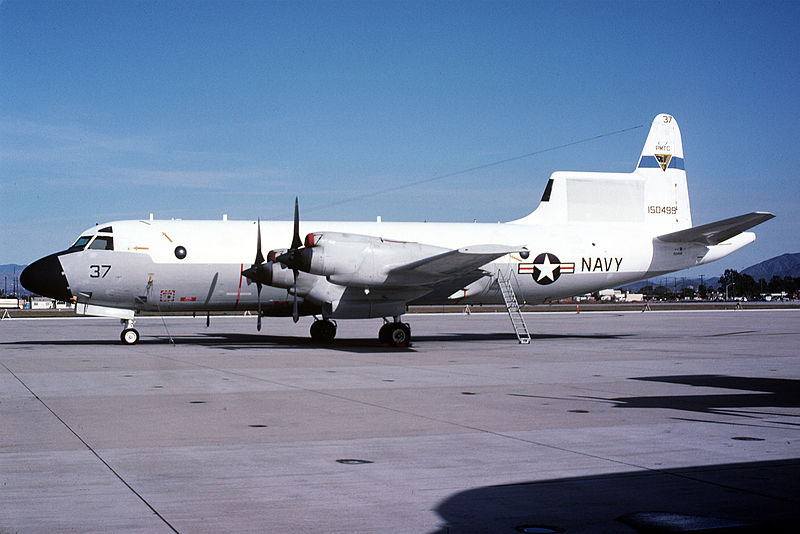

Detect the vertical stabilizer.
xmin=510 ymin=113 xmax=694 ymax=231
xmin=636 ymin=114 xmax=692 ymax=233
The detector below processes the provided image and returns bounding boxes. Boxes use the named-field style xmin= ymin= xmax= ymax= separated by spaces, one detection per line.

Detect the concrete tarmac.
xmin=1 ymin=310 xmax=799 ymax=533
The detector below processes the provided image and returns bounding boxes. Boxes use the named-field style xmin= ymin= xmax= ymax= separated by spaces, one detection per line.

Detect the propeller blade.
xmin=257 ymin=282 xmax=262 ymax=331
xmin=291 ymin=197 xmax=302 ymax=250
xmin=255 ymin=218 xmax=265 ymax=265
xmin=292 ymin=269 xmax=299 ymax=323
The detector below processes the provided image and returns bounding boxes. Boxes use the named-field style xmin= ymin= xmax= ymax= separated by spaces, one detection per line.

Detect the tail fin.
xmin=635 ymin=113 xmax=692 ymax=233
xmin=510 ymin=113 xmax=693 ymax=232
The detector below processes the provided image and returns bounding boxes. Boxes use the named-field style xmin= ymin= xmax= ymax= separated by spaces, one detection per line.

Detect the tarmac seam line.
xmin=1 ymin=361 xmax=182 ymax=534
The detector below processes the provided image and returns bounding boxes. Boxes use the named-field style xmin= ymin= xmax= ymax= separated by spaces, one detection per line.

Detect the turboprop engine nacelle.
xmin=243 ymin=258 xmax=316 ymax=293
xmin=290 ymin=232 xmax=449 ymax=288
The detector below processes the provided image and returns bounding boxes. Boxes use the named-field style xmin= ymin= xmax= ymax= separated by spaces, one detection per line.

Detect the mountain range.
xmin=741 ymin=253 xmax=800 ymax=280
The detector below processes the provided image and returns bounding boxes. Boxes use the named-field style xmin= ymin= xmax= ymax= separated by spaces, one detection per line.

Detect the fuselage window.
xmin=69 ymin=236 xmax=93 ymax=251
xmin=88 ymin=236 xmax=114 ymax=250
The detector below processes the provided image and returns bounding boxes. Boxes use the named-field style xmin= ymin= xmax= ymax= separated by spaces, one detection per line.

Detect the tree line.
xmin=637 ymin=269 xmax=798 ymax=300
xmin=717 ymin=269 xmax=799 ymax=299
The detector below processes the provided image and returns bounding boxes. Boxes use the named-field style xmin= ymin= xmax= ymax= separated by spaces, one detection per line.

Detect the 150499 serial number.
xmin=648 ymin=205 xmax=678 ymax=215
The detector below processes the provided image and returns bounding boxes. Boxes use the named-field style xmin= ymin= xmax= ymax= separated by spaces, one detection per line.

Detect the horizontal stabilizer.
xmin=656 ymin=212 xmax=775 ymax=245
xmin=390 ymin=245 xmax=518 ymax=280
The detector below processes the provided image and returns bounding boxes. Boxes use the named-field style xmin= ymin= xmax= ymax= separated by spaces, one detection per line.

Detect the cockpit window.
xmin=98 ymin=226 xmax=113 ymax=233
xmin=68 ymin=236 xmax=93 ymax=251
xmin=88 ymin=236 xmax=114 ymax=250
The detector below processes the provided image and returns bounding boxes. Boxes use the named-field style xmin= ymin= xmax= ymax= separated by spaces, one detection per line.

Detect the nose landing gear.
xmin=120 ymin=319 xmax=139 ymax=345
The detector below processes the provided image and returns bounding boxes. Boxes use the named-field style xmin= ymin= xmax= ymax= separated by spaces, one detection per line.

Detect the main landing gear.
xmin=309 ymin=317 xmax=411 ymax=347
xmin=120 ymin=319 xmax=139 ymax=345
xmin=310 ymin=318 xmax=337 ymax=343
xmin=378 ymin=319 xmax=411 ymax=347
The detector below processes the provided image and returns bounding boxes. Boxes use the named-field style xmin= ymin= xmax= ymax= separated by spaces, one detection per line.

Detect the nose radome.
xmin=20 ymin=253 xmax=72 ymax=301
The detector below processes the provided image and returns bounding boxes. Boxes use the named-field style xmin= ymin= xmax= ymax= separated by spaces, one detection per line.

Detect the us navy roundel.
xmin=531 ymin=252 xmax=562 ymax=285
xmin=517 ymin=252 xmax=576 ymax=285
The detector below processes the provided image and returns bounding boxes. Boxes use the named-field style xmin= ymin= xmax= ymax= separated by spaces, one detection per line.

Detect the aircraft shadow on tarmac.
xmin=605 ymin=375 xmax=800 ymax=418
xmin=0 ymin=334 xmax=414 ymax=353
xmin=0 ymin=331 xmax=632 ymax=352
xmin=430 ymin=458 xmax=800 ymax=533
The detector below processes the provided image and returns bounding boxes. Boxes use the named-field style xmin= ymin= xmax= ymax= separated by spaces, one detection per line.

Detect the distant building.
xmin=0 ymin=298 xmax=20 ymax=309
xmin=30 ymin=297 xmax=54 ymax=309
xmin=597 ymin=289 xmax=644 ymax=302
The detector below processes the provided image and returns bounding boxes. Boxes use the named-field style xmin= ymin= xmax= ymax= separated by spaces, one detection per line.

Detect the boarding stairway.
xmin=496 ymin=269 xmax=531 ymax=344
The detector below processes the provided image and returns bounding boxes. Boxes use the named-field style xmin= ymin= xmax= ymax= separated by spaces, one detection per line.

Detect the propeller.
xmin=275 ymin=198 xmax=303 ymax=323
xmin=243 ymin=199 xmax=306 ymax=326
xmin=242 ymin=218 xmax=265 ymax=331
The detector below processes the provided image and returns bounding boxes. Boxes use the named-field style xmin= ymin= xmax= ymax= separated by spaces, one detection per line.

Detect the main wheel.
xmin=120 ymin=328 xmax=140 ymax=345
xmin=387 ymin=323 xmax=411 ymax=347
xmin=310 ymin=320 xmax=336 ymax=343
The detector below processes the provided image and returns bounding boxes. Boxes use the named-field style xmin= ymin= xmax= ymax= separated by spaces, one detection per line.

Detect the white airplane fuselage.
xmin=55 ymin=217 xmax=751 ymax=314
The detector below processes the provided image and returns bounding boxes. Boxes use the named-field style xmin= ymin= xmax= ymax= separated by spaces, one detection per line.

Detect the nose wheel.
xmin=378 ymin=320 xmax=411 ymax=347
xmin=120 ymin=319 xmax=139 ymax=345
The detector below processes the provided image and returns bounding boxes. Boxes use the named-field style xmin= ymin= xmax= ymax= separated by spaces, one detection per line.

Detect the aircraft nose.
xmin=20 ymin=253 xmax=72 ymax=301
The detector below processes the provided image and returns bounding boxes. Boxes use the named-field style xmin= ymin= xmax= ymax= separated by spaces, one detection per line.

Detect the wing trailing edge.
xmin=656 ymin=212 xmax=775 ymax=245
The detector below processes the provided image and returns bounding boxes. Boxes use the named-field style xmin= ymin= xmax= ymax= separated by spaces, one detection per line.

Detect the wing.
xmin=384 ymin=244 xmax=518 ymax=286
xmin=275 ymin=231 xmax=520 ymax=318
xmin=290 ymin=231 xmax=519 ymax=288
xmin=656 ymin=212 xmax=775 ymax=245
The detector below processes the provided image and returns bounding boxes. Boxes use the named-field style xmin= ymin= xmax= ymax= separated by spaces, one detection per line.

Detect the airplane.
xmin=21 ymin=114 xmax=774 ymax=346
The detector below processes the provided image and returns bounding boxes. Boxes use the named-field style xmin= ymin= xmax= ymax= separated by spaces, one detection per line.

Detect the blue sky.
xmin=1 ymin=0 xmax=798 ymax=278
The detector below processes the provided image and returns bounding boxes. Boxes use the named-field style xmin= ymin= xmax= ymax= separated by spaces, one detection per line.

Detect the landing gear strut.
xmin=378 ymin=319 xmax=411 ymax=347
xmin=310 ymin=318 xmax=337 ymax=343
xmin=120 ymin=319 xmax=139 ymax=345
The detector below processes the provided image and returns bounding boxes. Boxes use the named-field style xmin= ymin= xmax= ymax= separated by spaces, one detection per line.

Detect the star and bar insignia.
xmin=518 ymin=253 xmax=575 ymax=285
